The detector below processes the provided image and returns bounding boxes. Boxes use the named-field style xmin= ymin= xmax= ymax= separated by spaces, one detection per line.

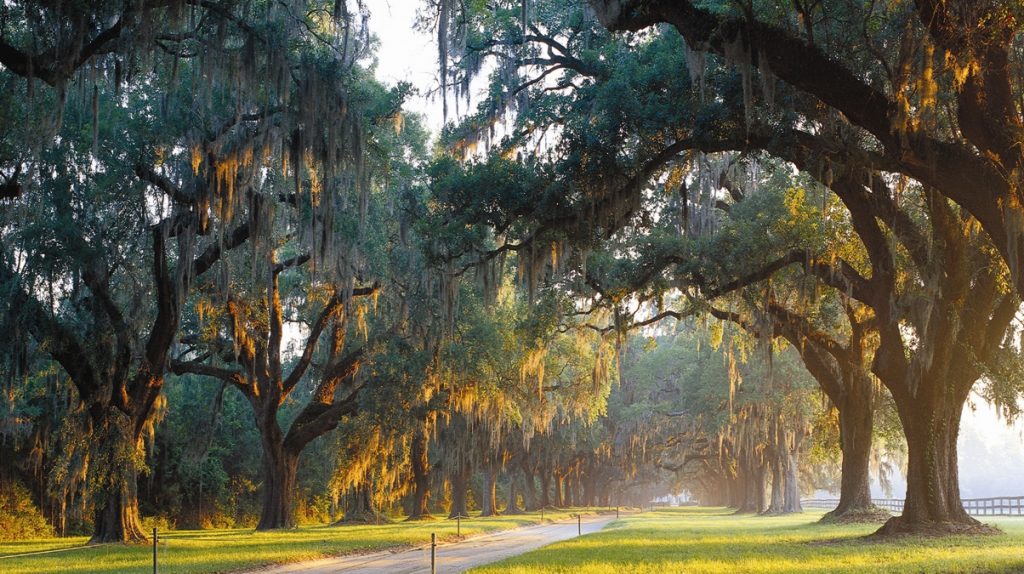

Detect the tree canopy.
xmin=2 ymin=0 xmax=1024 ymax=546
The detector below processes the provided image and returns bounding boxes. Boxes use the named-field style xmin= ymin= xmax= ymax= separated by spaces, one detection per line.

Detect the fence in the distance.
xmin=801 ymin=496 xmax=1024 ymax=516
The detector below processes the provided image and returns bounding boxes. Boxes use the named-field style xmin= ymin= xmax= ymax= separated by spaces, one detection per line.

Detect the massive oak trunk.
xmin=783 ymin=438 xmax=802 ymax=514
xmin=766 ymin=453 xmax=785 ymax=515
xmin=408 ymin=429 xmax=432 ymax=520
xmin=256 ymin=417 xmax=299 ymax=530
xmin=506 ymin=474 xmax=523 ymax=514
xmin=91 ymin=486 xmax=147 ymax=544
xmin=870 ymin=246 xmax=1015 ymax=534
xmin=876 ymin=382 xmax=984 ymax=535
xmin=447 ymin=463 xmax=470 ymax=519
xmin=735 ymin=461 xmax=765 ymax=514
xmin=521 ymin=464 xmax=539 ymax=511
xmin=897 ymin=406 xmax=965 ymax=525
xmin=341 ymin=485 xmax=378 ymax=523
xmin=89 ymin=421 xmax=147 ymax=544
xmin=582 ymin=475 xmax=597 ymax=507
xmin=540 ymin=472 xmax=551 ymax=508
xmin=87 ymin=410 xmax=149 ymax=544
xmin=480 ymin=464 xmax=500 ymax=517
xmin=824 ymin=380 xmax=877 ymax=521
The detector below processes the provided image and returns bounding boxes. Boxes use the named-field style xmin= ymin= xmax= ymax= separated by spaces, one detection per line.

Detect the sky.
xmin=371 ymin=0 xmax=445 ymax=132
xmin=365 ymin=1 xmax=1024 ymax=501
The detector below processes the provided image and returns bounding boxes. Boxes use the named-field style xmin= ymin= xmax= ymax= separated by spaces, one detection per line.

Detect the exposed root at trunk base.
xmin=88 ymin=529 xmax=148 ymax=545
xmin=333 ymin=512 xmax=392 ymax=526
xmin=88 ymin=502 xmax=149 ymax=544
xmin=404 ymin=514 xmax=437 ymax=522
xmin=255 ymin=523 xmax=298 ymax=532
xmin=820 ymin=506 xmax=891 ymax=524
xmin=871 ymin=515 xmax=1002 ymax=538
xmin=760 ymin=509 xmax=802 ymax=516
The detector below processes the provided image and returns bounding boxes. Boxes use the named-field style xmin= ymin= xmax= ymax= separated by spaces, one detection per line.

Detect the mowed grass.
xmin=0 ymin=507 xmax=603 ymax=574
xmin=470 ymin=507 xmax=1024 ymax=574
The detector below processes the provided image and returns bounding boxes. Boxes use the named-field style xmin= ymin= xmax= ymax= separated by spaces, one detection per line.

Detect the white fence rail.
xmin=801 ymin=497 xmax=1024 ymax=516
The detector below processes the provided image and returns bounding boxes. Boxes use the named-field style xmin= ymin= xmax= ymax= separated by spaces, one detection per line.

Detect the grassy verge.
xmin=0 ymin=507 xmax=605 ymax=574
xmin=469 ymin=506 xmax=1024 ymax=574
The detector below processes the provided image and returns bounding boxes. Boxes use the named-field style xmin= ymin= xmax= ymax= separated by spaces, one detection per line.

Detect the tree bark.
xmin=506 ymin=473 xmax=523 ymax=514
xmin=735 ymin=461 xmax=765 ymax=514
xmin=782 ymin=437 xmax=802 ymax=514
xmin=89 ymin=473 xmax=146 ymax=544
xmin=520 ymin=464 xmax=539 ymax=511
xmin=570 ymin=475 xmax=579 ymax=507
xmin=88 ymin=412 xmax=147 ymax=544
xmin=877 ymin=389 xmax=987 ymax=535
xmin=582 ymin=475 xmax=597 ymax=507
xmin=407 ymin=428 xmax=432 ymax=520
xmin=725 ymin=471 xmax=742 ymax=508
xmin=870 ymin=258 xmax=1016 ymax=534
xmin=339 ymin=485 xmax=378 ymax=524
xmin=447 ymin=464 xmax=470 ymax=519
xmin=256 ymin=424 xmax=299 ymax=530
xmin=480 ymin=464 xmax=500 ymax=517
xmin=824 ymin=382 xmax=878 ymax=521
xmin=540 ymin=472 xmax=551 ymax=508
xmin=765 ymin=451 xmax=785 ymax=514
xmin=90 ymin=484 xmax=147 ymax=544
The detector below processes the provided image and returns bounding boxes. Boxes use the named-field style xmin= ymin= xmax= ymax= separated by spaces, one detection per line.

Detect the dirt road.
xmin=245 ymin=514 xmax=615 ymax=574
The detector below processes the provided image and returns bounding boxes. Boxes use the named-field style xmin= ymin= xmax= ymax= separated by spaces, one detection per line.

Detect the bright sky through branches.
xmin=372 ymin=0 xmax=444 ymax=133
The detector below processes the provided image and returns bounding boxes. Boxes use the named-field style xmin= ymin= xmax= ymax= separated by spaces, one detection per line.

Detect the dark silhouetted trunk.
xmin=540 ymin=472 xmax=551 ymax=508
xmin=767 ymin=420 xmax=802 ymax=515
xmin=824 ymin=378 xmax=877 ymax=521
xmin=783 ymin=439 xmax=802 ymax=513
xmin=408 ymin=429 xmax=432 ymax=520
xmin=871 ymin=269 xmax=1015 ymax=535
xmin=90 ymin=475 xmax=146 ymax=544
xmin=448 ymin=463 xmax=470 ymax=519
xmin=340 ymin=485 xmax=377 ymax=523
xmin=480 ymin=464 xmax=499 ymax=517
xmin=256 ymin=420 xmax=299 ymax=530
xmin=877 ymin=385 xmax=982 ymax=535
xmin=726 ymin=468 xmax=743 ymax=508
xmin=735 ymin=462 xmax=765 ymax=514
xmin=582 ymin=475 xmax=597 ymax=507
xmin=88 ymin=415 xmax=148 ymax=544
xmin=506 ymin=473 xmax=523 ymax=514
xmin=765 ymin=452 xmax=785 ymax=514
xmin=521 ymin=465 xmax=538 ymax=511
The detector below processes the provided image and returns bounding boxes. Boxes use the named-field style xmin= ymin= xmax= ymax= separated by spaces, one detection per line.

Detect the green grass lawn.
xmin=469 ymin=507 xmax=1024 ymax=574
xmin=0 ymin=507 xmax=602 ymax=574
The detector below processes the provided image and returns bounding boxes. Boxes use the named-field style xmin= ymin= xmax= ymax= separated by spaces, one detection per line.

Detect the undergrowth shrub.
xmin=0 ymin=480 xmax=53 ymax=540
